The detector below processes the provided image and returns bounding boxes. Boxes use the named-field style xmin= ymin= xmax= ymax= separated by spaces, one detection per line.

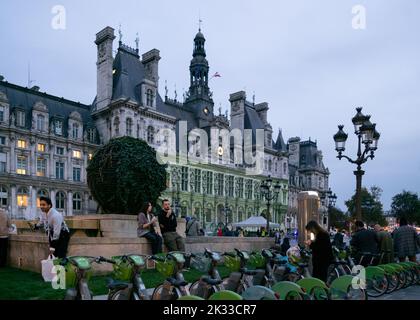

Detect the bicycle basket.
xmin=53 ymin=258 xmax=85 ymax=288
xmin=111 ymin=256 xmax=133 ymax=281
xmin=248 ymin=253 xmax=266 ymax=269
xmin=156 ymin=259 xmax=176 ymax=278
xmin=190 ymin=255 xmax=211 ymax=273
xmin=224 ymin=255 xmax=241 ymax=272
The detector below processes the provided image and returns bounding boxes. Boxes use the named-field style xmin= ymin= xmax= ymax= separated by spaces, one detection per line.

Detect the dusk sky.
xmin=1 ymin=0 xmax=419 ymax=211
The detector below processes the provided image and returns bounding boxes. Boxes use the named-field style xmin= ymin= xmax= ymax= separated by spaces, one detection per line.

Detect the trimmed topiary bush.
xmin=87 ymin=136 xmax=167 ymax=215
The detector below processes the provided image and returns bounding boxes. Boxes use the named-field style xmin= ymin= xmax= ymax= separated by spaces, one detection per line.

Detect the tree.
xmin=391 ymin=191 xmax=420 ymax=225
xmin=329 ymin=207 xmax=349 ymax=230
xmin=87 ymin=136 xmax=167 ymax=215
xmin=345 ymin=186 xmax=387 ymax=226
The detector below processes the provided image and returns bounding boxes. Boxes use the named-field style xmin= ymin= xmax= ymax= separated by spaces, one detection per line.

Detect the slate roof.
xmin=0 ymin=81 xmax=95 ymax=137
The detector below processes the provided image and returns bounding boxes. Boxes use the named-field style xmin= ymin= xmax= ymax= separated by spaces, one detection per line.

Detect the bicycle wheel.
xmin=347 ymin=287 xmax=367 ymax=300
xmin=152 ymin=284 xmax=177 ymax=300
xmin=109 ymin=289 xmax=130 ymax=300
xmin=189 ymin=280 xmax=211 ymax=299
xmin=326 ymin=266 xmax=340 ymax=286
xmin=366 ymin=275 xmax=388 ymax=297
xmin=403 ymin=270 xmax=413 ymax=288
xmin=396 ymin=271 xmax=406 ymax=290
xmin=385 ymin=273 xmax=399 ymax=294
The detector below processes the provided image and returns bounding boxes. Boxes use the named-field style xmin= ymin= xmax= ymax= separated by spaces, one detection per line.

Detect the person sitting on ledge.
xmin=138 ymin=202 xmax=163 ymax=255
xmin=158 ymin=199 xmax=185 ymax=252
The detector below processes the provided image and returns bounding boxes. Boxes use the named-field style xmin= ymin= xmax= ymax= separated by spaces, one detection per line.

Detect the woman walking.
xmin=305 ymin=220 xmax=334 ymax=282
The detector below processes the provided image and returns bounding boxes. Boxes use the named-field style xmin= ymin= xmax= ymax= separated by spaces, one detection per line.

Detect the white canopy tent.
xmin=232 ymin=216 xmax=280 ymax=228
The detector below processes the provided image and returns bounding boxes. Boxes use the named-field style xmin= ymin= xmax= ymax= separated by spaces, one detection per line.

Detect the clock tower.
xmin=184 ymin=29 xmax=214 ymax=129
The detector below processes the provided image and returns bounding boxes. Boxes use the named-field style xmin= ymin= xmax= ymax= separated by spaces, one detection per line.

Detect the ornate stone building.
xmin=0 ymin=26 xmax=292 ymax=231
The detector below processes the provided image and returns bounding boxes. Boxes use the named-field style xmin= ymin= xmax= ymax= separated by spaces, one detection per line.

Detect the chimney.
xmin=142 ymin=49 xmax=161 ymax=89
xmin=95 ymin=26 xmax=115 ymax=111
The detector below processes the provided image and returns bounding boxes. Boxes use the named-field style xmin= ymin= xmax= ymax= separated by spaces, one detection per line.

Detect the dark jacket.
xmin=310 ymin=231 xmax=334 ymax=282
xmin=158 ymin=209 xmax=177 ymax=234
xmin=350 ymin=228 xmax=379 ymax=254
xmin=332 ymin=232 xmax=344 ymax=249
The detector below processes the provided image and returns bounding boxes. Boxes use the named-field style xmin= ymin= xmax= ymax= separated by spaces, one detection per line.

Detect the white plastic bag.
xmin=41 ymin=254 xmax=56 ymax=282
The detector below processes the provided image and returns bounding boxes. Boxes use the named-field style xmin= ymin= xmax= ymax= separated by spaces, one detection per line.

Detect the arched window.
xmin=73 ymin=193 xmax=82 ymax=211
xmin=147 ymin=126 xmax=155 ymax=144
xmin=114 ymin=117 xmax=120 ymax=136
xmin=126 ymin=118 xmax=133 ymax=136
xmin=72 ymin=123 xmax=79 ymax=139
xmin=17 ymin=187 xmax=29 ymax=207
xmin=0 ymin=185 xmax=8 ymax=207
xmin=56 ymin=191 xmax=66 ymax=210
xmin=146 ymin=89 xmax=154 ymax=107
xmin=37 ymin=189 xmax=49 ymax=208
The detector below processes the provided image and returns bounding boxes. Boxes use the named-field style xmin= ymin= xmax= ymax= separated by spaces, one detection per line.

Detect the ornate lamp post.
xmin=333 ymin=107 xmax=380 ymax=221
xmin=171 ymin=168 xmax=181 ymax=217
xmin=260 ymin=175 xmax=281 ymax=234
xmin=221 ymin=197 xmax=232 ymax=231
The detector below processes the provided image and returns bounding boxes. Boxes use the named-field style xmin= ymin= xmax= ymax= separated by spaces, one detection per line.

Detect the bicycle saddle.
xmin=240 ymin=268 xmax=258 ymax=276
xmin=167 ymin=278 xmax=188 ymax=288
xmin=107 ymin=279 xmax=130 ymax=291
xmin=201 ymin=276 xmax=223 ymax=286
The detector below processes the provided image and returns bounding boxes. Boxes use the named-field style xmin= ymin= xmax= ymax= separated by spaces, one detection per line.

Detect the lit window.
xmin=72 ymin=150 xmax=82 ymax=159
xmin=17 ymin=187 xmax=28 ymax=207
xmin=88 ymin=153 xmax=93 ymax=161
xmin=17 ymin=139 xmax=26 ymax=149
xmin=16 ymin=156 xmax=27 ymax=175
xmin=37 ymin=143 xmax=46 ymax=152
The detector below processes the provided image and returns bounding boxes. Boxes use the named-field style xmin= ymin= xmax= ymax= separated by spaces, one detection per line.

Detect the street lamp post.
xmin=333 ymin=107 xmax=380 ymax=221
xmin=260 ymin=175 xmax=281 ymax=234
xmin=320 ymin=188 xmax=337 ymax=228
xmin=221 ymin=198 xmax=232 ymax=231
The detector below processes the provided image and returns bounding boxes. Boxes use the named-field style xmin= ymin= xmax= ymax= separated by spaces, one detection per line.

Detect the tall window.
xmin=181 ymin=166 xmax=188 ymax=191
xmin=73 ymin=167 xmax=81 ymax=182
xmin=236 ymin=177 xmax=244 ymax=198
xmin=245 ymin=180 xmax=253 ymax=200
xmin=37 ymin=143 xmax=46 ymax=152
xmin=56 ymin=162 xmax=65 ymax=180
xmin=0 ymin=136 xmax=5 ymax=145
xmin=147 ymin=126 xmax=155 ymax=144
xmin=36 ymin=158 xmax=47 ymax=177
xmin=17 ymin=187 xmax=28 ymax=207
xmin=227 ymin=176 xmax=234 ymax=197
xmin=56 ymin=147 xmax=64 ymax=155
xmin=36 ymin=114 xmax=45 ymax=131
xmin=0 ymin=153 xmax=6 ymax=173
xmin=16 ymin=111 xmax=25 ymax=127
xmin=194 ymin=169 xmax=201 ymax=193
xmin=55 ymin=120 xmax=63 ymax=135
xmin=72 ymin=123 xmax=79 ymax=139
xmin=17 ymin=139 xmax=26 ymax=149
xmin=88 ymin=128 xmax=95 ymax=143
xmin=56 ymin=191 xmax=66 ymax=210
xmin=16 ymin=156 xmax=27 ymax=175
xmin=216 ymin=173 xmax=224 ymax=196
xmin=0 ymin=106 xmax=4 ymax=122
xmin=114 ymin=117 xmax=120 ymax=135
xmin=206 ymin=171 xmax=213 ymax=195
xmin=146 ymin=89 xmax=153 ymax=107
xmin=37 ymin=189 xmax=49 ymax=207
xmin=268 ymin=160 xmax=272 ymax=172
xmin=283 ymin=163 xmax=287 ymax=175
xmin=73 ymin=193 xmax=82 ymax=211
xmin=0 ymin=186 xmax=8 ymax=207
xmin=126 ymin=118 xmax=133 ymax=136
